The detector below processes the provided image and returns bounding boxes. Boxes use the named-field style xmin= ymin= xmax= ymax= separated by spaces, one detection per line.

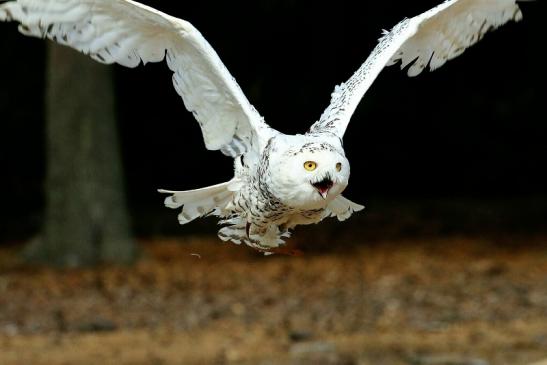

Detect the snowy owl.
xmin=0 ymin=0 xmax=529 ymax=252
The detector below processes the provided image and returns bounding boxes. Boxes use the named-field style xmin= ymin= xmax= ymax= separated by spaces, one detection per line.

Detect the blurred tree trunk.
xmin=25 ymin=44 xmax=137 ymax=266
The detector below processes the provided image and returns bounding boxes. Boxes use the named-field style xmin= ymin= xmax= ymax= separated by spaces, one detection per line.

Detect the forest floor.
xmin=0 ymin=233 xmax=546 ymax=365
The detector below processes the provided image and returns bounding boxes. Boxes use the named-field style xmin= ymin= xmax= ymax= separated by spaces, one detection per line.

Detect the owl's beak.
xmin=312 ymin=177 xmax=334 ymax=199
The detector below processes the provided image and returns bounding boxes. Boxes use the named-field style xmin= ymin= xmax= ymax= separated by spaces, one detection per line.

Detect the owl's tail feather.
xmin=158 ymin=181 xmax=233 ymax=225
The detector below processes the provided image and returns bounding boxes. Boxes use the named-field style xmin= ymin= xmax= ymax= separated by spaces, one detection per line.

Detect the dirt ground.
xmin=0 ymin=234 xmax=546 ymax=365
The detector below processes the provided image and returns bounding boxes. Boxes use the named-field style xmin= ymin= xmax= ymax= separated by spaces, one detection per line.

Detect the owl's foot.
xmin=218 ymin=217 xmax=292 ymax=251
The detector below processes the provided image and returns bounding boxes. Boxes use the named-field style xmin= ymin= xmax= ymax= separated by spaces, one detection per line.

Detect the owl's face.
xmin=268 ymin=137 xmax=350 ymax=209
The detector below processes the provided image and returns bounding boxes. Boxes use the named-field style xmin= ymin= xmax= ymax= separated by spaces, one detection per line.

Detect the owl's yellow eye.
xmin=304 ymin=161 xmax=317 ymax=171
xmin=336 ymin=162 xmax=342 ymax=172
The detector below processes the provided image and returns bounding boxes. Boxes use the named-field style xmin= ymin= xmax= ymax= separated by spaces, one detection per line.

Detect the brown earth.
xmin=0 ymin=234 xmax=546 ymax=365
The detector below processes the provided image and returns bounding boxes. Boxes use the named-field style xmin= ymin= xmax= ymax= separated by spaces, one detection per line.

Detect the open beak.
xmin=312 ymin=176 xmax=334 ymax=199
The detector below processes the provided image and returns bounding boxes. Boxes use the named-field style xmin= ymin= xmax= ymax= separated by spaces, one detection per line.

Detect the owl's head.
xmin=267 ymin=136 xmax=350 ymax=209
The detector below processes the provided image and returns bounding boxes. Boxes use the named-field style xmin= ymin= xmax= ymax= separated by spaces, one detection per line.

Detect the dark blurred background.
xmin=0 ymin=0 xmax=545 ymax=242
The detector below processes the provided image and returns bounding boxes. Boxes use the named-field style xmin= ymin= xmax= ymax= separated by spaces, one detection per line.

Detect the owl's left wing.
xmin=308 ymin=0 xmax=526 ymax=137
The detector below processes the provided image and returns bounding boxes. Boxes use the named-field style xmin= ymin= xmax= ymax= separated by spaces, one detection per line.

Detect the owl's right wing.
xmin=0 ymin=0 xmax=276 ymax=156
xmin=308 ymin=0 xmax=526 ymax=138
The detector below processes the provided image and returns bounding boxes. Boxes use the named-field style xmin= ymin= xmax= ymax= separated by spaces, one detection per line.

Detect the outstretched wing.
xmin=308 ymin=0 xmax=525 ymax=137
xmin=0 ymin=0 xmax=275 ymax=156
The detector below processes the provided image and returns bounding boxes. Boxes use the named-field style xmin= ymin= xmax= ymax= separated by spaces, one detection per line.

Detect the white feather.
xmin=0 ymin=0 xmax=276 ymax=154
xmin=158 ymin=181 xmax=233 ymax=225
xmin=326 ymin=195 xmax=365 ymax=222
xmin=309 ymin=0 xmax=525 ymax=137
